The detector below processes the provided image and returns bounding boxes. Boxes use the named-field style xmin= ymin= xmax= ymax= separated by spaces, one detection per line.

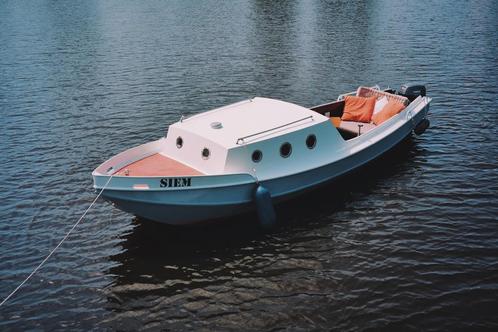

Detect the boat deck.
xmin=116 ymin=153 xmax=203 ymax=177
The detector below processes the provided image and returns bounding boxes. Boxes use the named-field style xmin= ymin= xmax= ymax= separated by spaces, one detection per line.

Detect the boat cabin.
xmin=113 ymin=86 xmax=414 ymax=180
xmin=160 ymin=97 xmax=343 ymax=179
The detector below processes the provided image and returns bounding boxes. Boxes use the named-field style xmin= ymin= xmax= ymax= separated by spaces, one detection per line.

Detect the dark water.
xmin=1 ymin=0 xmax=497 ymax=330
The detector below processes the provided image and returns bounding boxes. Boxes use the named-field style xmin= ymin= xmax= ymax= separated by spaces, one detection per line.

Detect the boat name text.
xmin=160 ymin=177 xmax=192 ymax=188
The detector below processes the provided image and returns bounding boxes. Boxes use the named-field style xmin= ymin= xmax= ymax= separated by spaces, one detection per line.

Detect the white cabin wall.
xmin=224 ymin=122 xmax=346 ymax=180
xmin=163 ymin=127 xmax=228 ymax=175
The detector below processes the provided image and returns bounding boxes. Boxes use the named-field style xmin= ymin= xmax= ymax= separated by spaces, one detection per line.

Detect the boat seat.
xmin=330 ymin=87 xmax=407 ymax=138
xmin=338 ymin=120 xmax=376 ymax=136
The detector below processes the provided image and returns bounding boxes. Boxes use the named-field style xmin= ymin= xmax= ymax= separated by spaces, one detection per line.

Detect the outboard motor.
xmin=399 ymin=83 xmax=430 ymax=135
xmin=398 ymin=83 xmax=426 ymax=102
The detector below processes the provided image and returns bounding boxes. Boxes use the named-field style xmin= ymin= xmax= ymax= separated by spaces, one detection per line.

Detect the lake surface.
xmin=1 ymin=0 xmax=497 ymax=330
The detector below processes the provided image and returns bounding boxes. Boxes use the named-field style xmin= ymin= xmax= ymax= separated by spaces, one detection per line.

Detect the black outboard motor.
xmin=398 ymin=83 xmax=426 ymax=102
xmin=398 ymin=83 xmax=430 ymax=135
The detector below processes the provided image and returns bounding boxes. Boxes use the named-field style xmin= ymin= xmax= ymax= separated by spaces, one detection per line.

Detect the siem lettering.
xmin=160 ymin=177 xmax=192 ymax=188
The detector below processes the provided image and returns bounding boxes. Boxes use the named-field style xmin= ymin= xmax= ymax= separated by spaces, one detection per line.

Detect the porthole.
xmin=252 ymin=150 xmax=263 ymax=163
xmin=176 ymin=136 xmax=183 ymax=149
xmin=280 ymin=142 xmax=292 ymax=158
xmin=306 ymin=134 xmax=317 ymax=149
xmin=202 ymin=147 xmax=210 ymax=160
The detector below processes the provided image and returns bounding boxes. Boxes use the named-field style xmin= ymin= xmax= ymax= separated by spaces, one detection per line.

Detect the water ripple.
xmin=1 ymin=0 xmax=498 ymax=331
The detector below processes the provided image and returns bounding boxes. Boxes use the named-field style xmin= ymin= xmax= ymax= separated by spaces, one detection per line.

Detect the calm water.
xmin=1 ymin=0 xmax=497 ymax=330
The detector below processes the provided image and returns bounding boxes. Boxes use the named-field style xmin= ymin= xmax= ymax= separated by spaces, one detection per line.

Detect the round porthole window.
xmin=176 ymin=136 xmax=183 ymax=149
xmin=252 ymin=150 xmax=263 ymax=163
xmin=202 ymin=148 xmax=210 ymax=160
xmin=280 ymin=142 xmax=292 ymax=158
xmin=306 ymin=134 xmax=317 ymax=149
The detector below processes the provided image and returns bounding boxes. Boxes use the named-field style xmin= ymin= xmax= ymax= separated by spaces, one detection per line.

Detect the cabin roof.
xmin=170 ymin=97 xmax=328 ymax=148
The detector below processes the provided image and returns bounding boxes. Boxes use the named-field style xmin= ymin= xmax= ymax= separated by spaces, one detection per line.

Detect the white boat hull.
xmin=100 ymin=180 xmax=256 ymax=225
xmin=93 ymin=95 xmax=431 ymax=225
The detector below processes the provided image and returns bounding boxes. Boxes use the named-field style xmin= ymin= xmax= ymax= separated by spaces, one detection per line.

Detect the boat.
xmin=92 ymin=84 xmax=431 ymax=226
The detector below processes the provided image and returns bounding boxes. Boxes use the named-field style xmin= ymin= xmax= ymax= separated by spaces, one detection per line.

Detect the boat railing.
xmin=337 ymin=85 xmax=380 ymax=100
xmin=236 ymin=115 xmax=314 ymax=145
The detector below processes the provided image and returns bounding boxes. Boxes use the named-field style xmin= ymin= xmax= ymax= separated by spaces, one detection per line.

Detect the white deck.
xmin=171 ymin=97 xmax=329 ymax=148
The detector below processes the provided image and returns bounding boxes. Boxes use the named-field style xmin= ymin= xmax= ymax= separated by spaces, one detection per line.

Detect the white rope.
xmin=0 ymin=175 xmax=114 ymax=307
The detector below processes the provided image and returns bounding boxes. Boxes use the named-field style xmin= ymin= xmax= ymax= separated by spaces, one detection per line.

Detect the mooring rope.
xmin=0 ymin=175 xmax=114 ymax=307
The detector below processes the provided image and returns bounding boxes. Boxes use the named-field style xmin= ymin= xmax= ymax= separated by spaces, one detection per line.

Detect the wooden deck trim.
xmin=116 ymin=153 xmax=203 ymax=177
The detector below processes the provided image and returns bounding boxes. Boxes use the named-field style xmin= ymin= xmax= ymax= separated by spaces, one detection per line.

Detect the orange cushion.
xmin=330 ymin=117 xmax=341 ymax=127
xmin=341 ymin=96 xmax=376 ymax=123
xmin=371 ymin=99 xmax=406 ymax=125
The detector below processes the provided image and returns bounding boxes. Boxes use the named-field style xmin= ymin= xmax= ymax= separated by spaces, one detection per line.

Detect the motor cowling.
xmin=399 ymin=83 xmax=426 ymax=102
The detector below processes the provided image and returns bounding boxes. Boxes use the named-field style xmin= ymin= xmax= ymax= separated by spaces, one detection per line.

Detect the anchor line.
xmin=0 ymin=175 xmax=114 ymax=307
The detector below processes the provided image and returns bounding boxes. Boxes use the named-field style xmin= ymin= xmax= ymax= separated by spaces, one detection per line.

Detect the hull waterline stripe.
xmin=0 ymin=175 xmax=115 ymax=307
